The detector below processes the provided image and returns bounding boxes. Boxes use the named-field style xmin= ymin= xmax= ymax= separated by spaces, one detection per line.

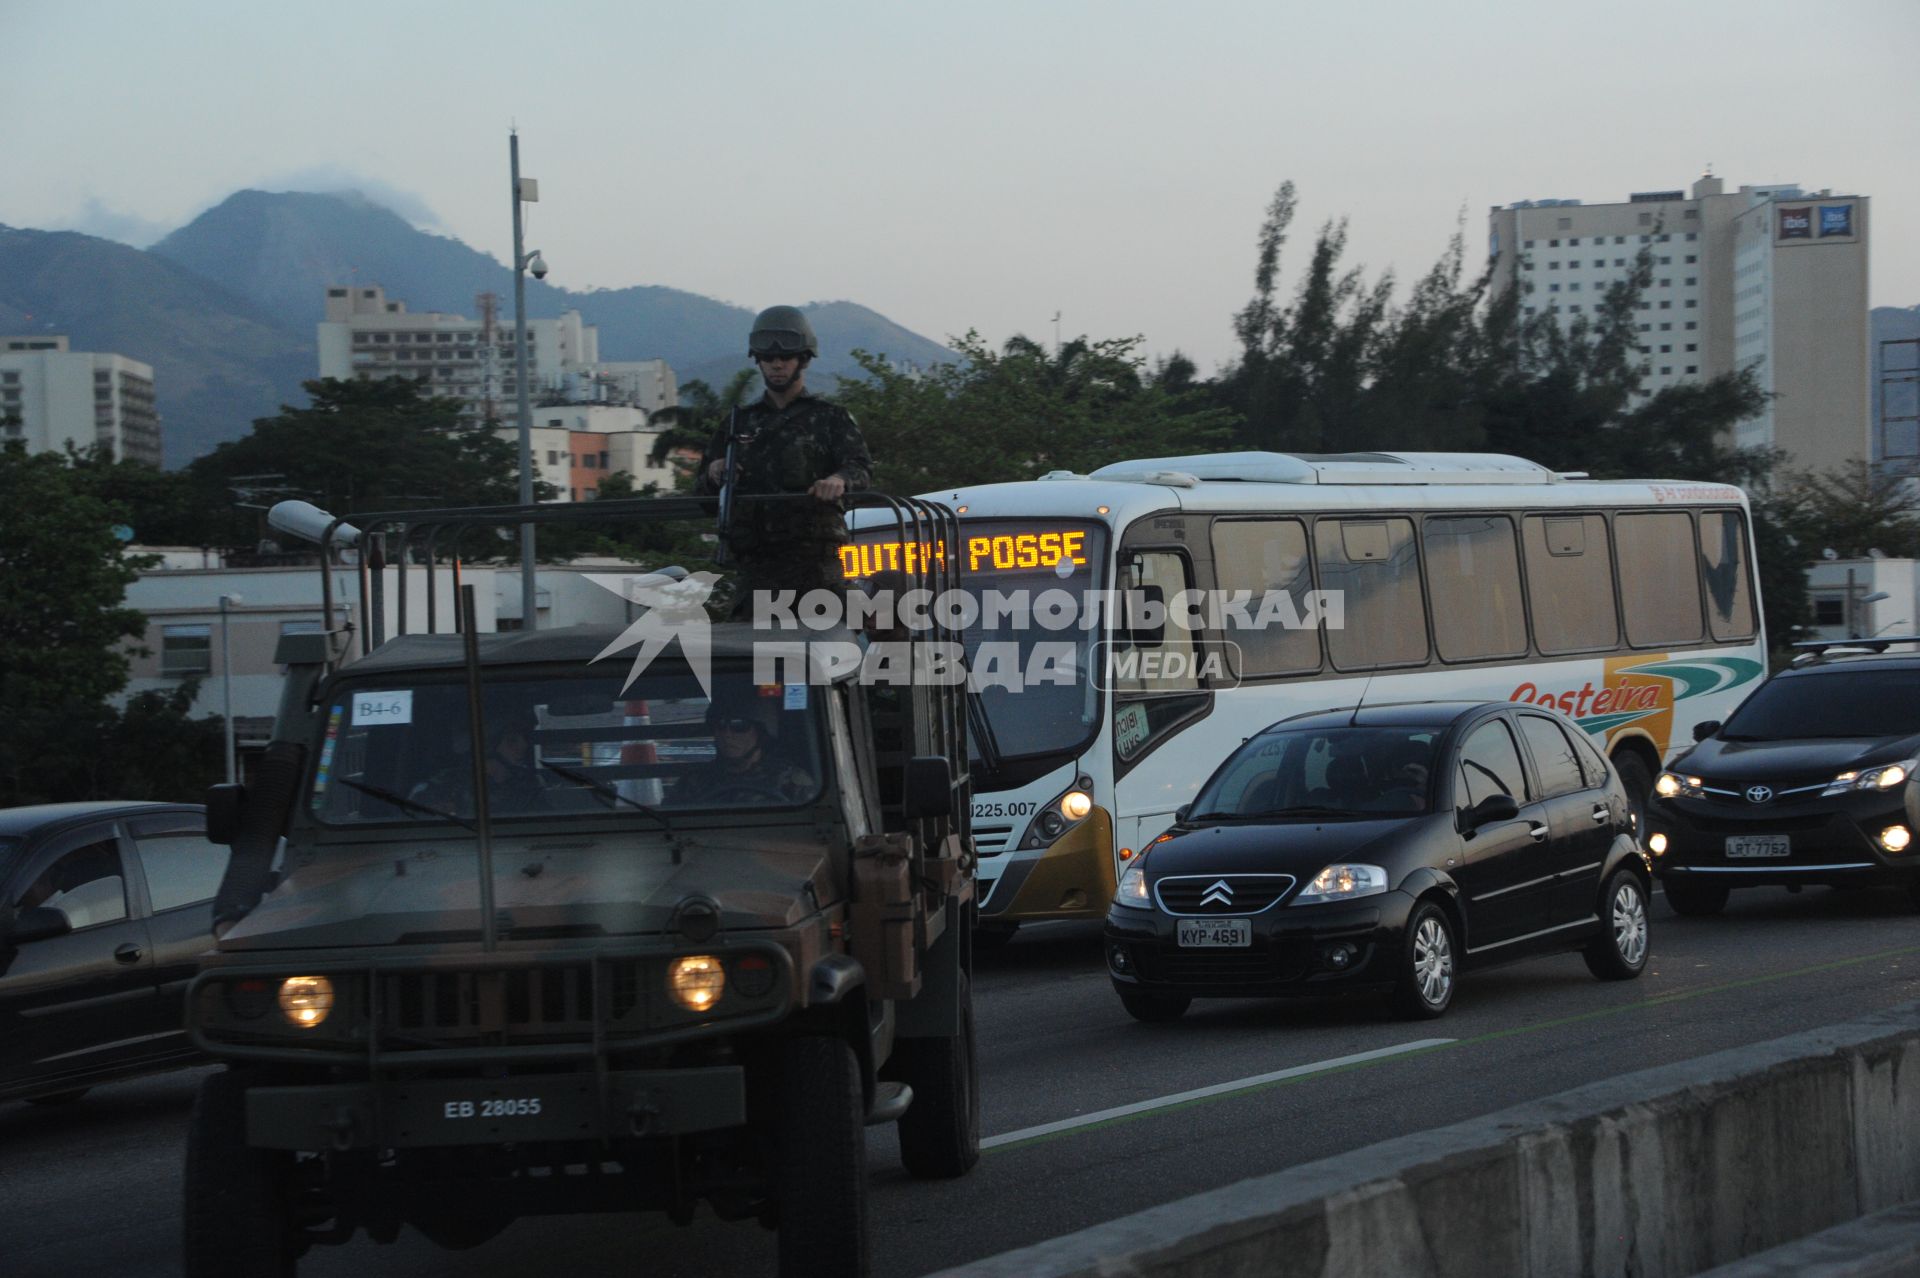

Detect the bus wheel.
xmin=775 ymin=1037 xmax=868 ymax=1278
xmin=973 ymin=920 xmax=1020 ymax=954
xmin=1613 ymin=752 xmax=1654 ymax=849
xmin=894 ymin=972 xmax=981 ymax=1179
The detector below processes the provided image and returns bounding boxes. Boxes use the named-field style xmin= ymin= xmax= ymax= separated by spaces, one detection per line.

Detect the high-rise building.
xmin=1489 ymin=175 xmax=1871 ymax=475
xmin=0 ymin=335 xmax=164 ymax=467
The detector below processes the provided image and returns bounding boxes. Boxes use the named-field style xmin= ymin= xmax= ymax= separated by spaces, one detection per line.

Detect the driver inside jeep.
xmin=672 ymin=694 xmax=815 ymax=806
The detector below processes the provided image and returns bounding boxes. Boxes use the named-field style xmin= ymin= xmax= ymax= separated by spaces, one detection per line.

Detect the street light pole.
xmin=219 ymin=593 xmax=242 ymax=783
xmin=510 ymin=130 xmax=538 ymax=631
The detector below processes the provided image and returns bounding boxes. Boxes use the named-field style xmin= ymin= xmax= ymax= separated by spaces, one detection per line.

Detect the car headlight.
xmin=1293 ymin=864 xmax=1388 ymax=904
xmin=1115 ymin=863 xmax=1152 ymax=908
xmin=1655 ymin=771 xmax=1704 ymax=799
xmin=278 ymin=975 xmax=334 ymax=1028
xmin=1824 ymin=759 xmax=1915 ymax=796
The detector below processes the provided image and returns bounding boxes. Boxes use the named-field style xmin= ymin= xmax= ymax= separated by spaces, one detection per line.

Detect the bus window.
xmin=1210 ymin=519 xmax=1321 ymax=677
xmin=1523 ymin=514 xmax=1619 ymax=653
xmin=1616 ymin=512 xmax=1705 ymax=647
xmin=1424 ymin=515 xmax=1527 ymax=662
xmin=1316 ymin=517 xmax=1427 ymax=671
xmin=1114 ymin=550 xmax=1201 ymax=694
xmin=1699 ymin=510 xmax=1757 ymax=641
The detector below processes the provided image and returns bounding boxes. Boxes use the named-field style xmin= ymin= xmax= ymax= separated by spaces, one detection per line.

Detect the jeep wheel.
xmin=1584 ymin=870 xmax=1651 ymax=981
xmin=1663 ymin=877 xmax=1730 ymax=917
xmin=894 ymin=973 xmax=980 ymax=1179
xmin=183 ymin=1069 xmax=299 ymax=1277
xmin=775 ymin=1037 xmax=867 ymax=1278
xmin=1116 ymin=985 xmax=1190 ymax=1023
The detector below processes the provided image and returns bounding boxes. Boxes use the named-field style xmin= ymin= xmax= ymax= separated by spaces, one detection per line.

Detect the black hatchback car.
xmin=0 ymin=801 xmax=223 ymax=1105
xmin=1645 ymin=648 xmax=1920 ymax=915
xmin=1104 ymin=702 xmax=1649 ymax=1021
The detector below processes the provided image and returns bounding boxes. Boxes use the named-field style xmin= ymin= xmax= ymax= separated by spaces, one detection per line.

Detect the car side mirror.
xmin=904 ymin=756 xmax=955 ymax=820
xmin=1462 ymin=793 xmax=1520 ymax=831
xmin=205 ymin=782 xmax=247 ymax=846
xmin=12 ymin=906 xmax=72 ymax=943
xmin=1692 ymin=720 xmax=1722 ymax=743
xmin=1175 ymin=804 xmax=1191 ymax=823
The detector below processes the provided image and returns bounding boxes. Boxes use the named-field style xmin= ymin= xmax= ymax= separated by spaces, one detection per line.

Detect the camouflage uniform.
xmin=673 ymin=756 xmax=816 ymax=807
xmin=693 ymin=389 xmax=872 ymax=610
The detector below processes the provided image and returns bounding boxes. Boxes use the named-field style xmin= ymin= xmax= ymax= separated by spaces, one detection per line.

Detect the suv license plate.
xmin=1177 ymin=919 xmax=1251 ymax=948
xmin=1726 ymin=835 xmax=1790 ymax=859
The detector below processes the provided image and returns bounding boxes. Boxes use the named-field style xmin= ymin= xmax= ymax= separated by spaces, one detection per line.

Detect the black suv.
xmin=1645 ymin=647 xmax=1920 ymax=915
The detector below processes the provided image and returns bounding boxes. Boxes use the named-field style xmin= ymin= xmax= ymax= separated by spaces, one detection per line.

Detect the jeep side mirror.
xmin=903 ymin=756 xmax=954 ymax=820
xmin=1462 ymin=793 xmax=1519 ymax=830
xmin=205 ymin=782 xmax=247 ymax=846
xmin=1692 ymin=720 xmax=1722 ymax=743
xmin=12 ymin=906 xmax=72 ymax=943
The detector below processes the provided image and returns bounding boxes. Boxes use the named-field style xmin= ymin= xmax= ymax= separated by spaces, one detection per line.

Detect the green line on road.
xmin=982 ymin=942 xmax=1920 ymax=1155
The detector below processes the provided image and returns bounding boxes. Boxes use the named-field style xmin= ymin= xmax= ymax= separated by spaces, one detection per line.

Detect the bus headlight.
xmin=1018 ymin=776 xmax=1099 ymax=849
xmin=278 ymin=976 xmax=334 ymax=1028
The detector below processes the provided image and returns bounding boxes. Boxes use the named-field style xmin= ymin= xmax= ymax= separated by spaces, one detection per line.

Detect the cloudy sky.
xmin=3 ymin=0 xmax=1915 ymax=371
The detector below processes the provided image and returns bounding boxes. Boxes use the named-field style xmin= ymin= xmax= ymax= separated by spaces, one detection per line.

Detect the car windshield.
xmin=1188 ymin=726 xmax=1442 ymax=820
xmin=309 ymin=669 xmax=824 ymax=826
xmin=0 ymin=836 xmax=19 ymax=878
xmin=1721 ymin=671 xmax=1920 ymax=740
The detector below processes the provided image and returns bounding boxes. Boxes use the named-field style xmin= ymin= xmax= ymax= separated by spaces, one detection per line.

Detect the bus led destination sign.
xmin=841 ymin=529 xmax=1090 ymax=579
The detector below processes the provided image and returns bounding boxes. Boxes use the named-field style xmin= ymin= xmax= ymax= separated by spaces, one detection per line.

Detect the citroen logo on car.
xmin=1746 ymin=785 xmax=1774 ymax=804
xmin=1200 ymin=879 xmax=1234 ymax=908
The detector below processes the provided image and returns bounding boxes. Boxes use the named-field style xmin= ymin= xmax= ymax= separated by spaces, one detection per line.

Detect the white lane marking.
xmin=980 ymin=1038 xmax=1455 ymax=1149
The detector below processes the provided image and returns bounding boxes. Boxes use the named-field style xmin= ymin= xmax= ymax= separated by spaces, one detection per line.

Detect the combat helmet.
xmin=748 ymin=305 xmax=818 ymax=360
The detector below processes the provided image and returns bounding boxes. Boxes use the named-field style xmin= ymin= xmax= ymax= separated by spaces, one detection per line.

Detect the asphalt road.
xmin=4 ymin=885 xmax=1917 ymax=1278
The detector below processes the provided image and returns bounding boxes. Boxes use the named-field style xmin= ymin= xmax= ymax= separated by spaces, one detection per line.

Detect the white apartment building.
xmin=0 ymin=335 xmax=164 ymax=466
xmin=1489 ymin=175 xmax=1871 ymax=476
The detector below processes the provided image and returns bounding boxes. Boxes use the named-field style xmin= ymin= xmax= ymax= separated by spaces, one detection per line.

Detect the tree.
xmin=0 ymin=444 xmax=148 ymax=802
xmin=1777 ymin=461 xmax=1920 ymax=561
xmin=186 ymin=377 xmax=543 ymax=551
xmin=834 ymin=331 xmax=1237 ymax=492
xmin=647 ymin=369 xmax=760 ymax=485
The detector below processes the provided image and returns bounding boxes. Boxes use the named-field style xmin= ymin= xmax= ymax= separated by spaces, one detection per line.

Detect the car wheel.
xmin=1584 ymin=871 xmax=1651 ymax=981
xmin=1613 ymin=752 xmax=1654 ymax=848
xmin=1663 ymin=877 xmax=1730 ymax=917
xmin=1391 ymin=901 xmax=1456 ymax=1020
xmin=1116 ymin=986 xmax=1190 ymax=1023
xmin=774 ymin=1037 xmax=867 ymax=1278
xmin=25 ymin=1089 xmax=89 ymax=1106
xmin=182 ymin=1069 xmax=298 ymax=1277
xmin=893 ymin=972 xmax=981 ymax=1180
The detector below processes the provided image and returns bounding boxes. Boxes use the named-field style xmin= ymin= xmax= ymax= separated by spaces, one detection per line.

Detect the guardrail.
xmin=933 ymin=1002 xmax=1920 ymax=1278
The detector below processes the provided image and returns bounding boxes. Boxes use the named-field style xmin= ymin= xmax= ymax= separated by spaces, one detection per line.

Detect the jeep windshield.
xmin=1721 ymin=671 xmax=1920 ymax=741
xmin=309 ymin=670 xmax=824 ymax=826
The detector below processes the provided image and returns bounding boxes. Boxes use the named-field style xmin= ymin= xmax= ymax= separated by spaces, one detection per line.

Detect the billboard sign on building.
xmin=1778 ymin=207 xmax=1813 ymax=240
xmin=1819 ymin=204 xmax=1854 ymax=238
xmin=1777 ymin=202 xmax=1858 ymax=246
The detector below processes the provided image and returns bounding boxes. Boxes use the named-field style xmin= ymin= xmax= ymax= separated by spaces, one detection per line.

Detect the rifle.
xmin=713 ymin=407 xmax=741 ymax=567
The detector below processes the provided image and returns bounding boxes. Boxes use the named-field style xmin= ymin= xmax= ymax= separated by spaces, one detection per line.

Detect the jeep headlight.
xmin=1115 ymin=863 xmax=1151 ymax=908
xmin=278 ymin=975 xmax=334 ymax=1028
xmin=1293 ymin=864 xmax=1388 ymax=904
xmin=1655 ymin=771 xmax=1704 ymax=799
xmin=1824 ymin=760 xmax=1915 ymax=796
xmin=668 ymin=955 xmax=725 ymax=1012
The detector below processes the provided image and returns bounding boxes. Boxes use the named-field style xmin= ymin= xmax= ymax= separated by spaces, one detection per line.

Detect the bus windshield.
xmin=845 ymin=518 xmax=1108 ymax=769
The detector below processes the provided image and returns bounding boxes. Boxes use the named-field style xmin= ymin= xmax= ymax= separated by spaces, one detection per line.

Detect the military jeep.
xmin=181 ymin=496 xmax=978 ymax=1277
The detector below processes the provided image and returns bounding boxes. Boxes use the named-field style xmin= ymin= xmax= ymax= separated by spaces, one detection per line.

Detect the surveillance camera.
xmin=268 ymin=500 xmax=361 ymax=548
xmin=528 ymin=252 xmax=548 ymax=280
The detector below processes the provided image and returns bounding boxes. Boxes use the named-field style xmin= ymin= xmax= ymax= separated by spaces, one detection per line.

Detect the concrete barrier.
xmin=934 ymin=1003 xmax=1920 ymax=1278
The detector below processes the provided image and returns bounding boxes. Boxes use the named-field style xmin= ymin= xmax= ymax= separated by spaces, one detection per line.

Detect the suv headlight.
xmin=1293 ymin=864 xmax=1388 ymax=904
xmin=1655 ymin=771 xmax=1705 ymax=799
xmin=1823 ymin=760 xmax=1916 ymax=796
xmin=1115 ymin=863 xmax=1152 ymax=908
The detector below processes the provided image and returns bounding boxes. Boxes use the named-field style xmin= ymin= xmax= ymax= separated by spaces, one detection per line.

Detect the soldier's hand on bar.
xmin=810 ymin=474 xmax=847 ymax=502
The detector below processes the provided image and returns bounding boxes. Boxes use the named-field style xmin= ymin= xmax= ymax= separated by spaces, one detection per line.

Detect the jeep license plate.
xmin=1726 ymin=835 xmax=1790 ymax=859
xmin=1177 ymin=919 xmax=1251 ymax=947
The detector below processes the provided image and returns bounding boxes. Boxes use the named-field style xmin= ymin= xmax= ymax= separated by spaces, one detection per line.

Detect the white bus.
xmin=845 ymin=451 xmax=1766 ymax=935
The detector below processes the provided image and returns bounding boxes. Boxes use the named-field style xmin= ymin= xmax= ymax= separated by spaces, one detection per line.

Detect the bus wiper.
xmin=540 ymin=760 xmax=677 ymax=839
xmin=965 ymin=688 xmax=1004 ymax=775
xmin=337 ymin=777 xmax=475 ymax=831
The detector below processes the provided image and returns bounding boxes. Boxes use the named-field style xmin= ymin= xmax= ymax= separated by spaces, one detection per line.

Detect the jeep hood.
xmin=219 ymin=830 xmax=835 ymax=951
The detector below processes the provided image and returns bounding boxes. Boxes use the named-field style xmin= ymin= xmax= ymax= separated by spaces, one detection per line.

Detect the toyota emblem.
xmin=1745 ymin=785 xmax=1773 ymax=804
